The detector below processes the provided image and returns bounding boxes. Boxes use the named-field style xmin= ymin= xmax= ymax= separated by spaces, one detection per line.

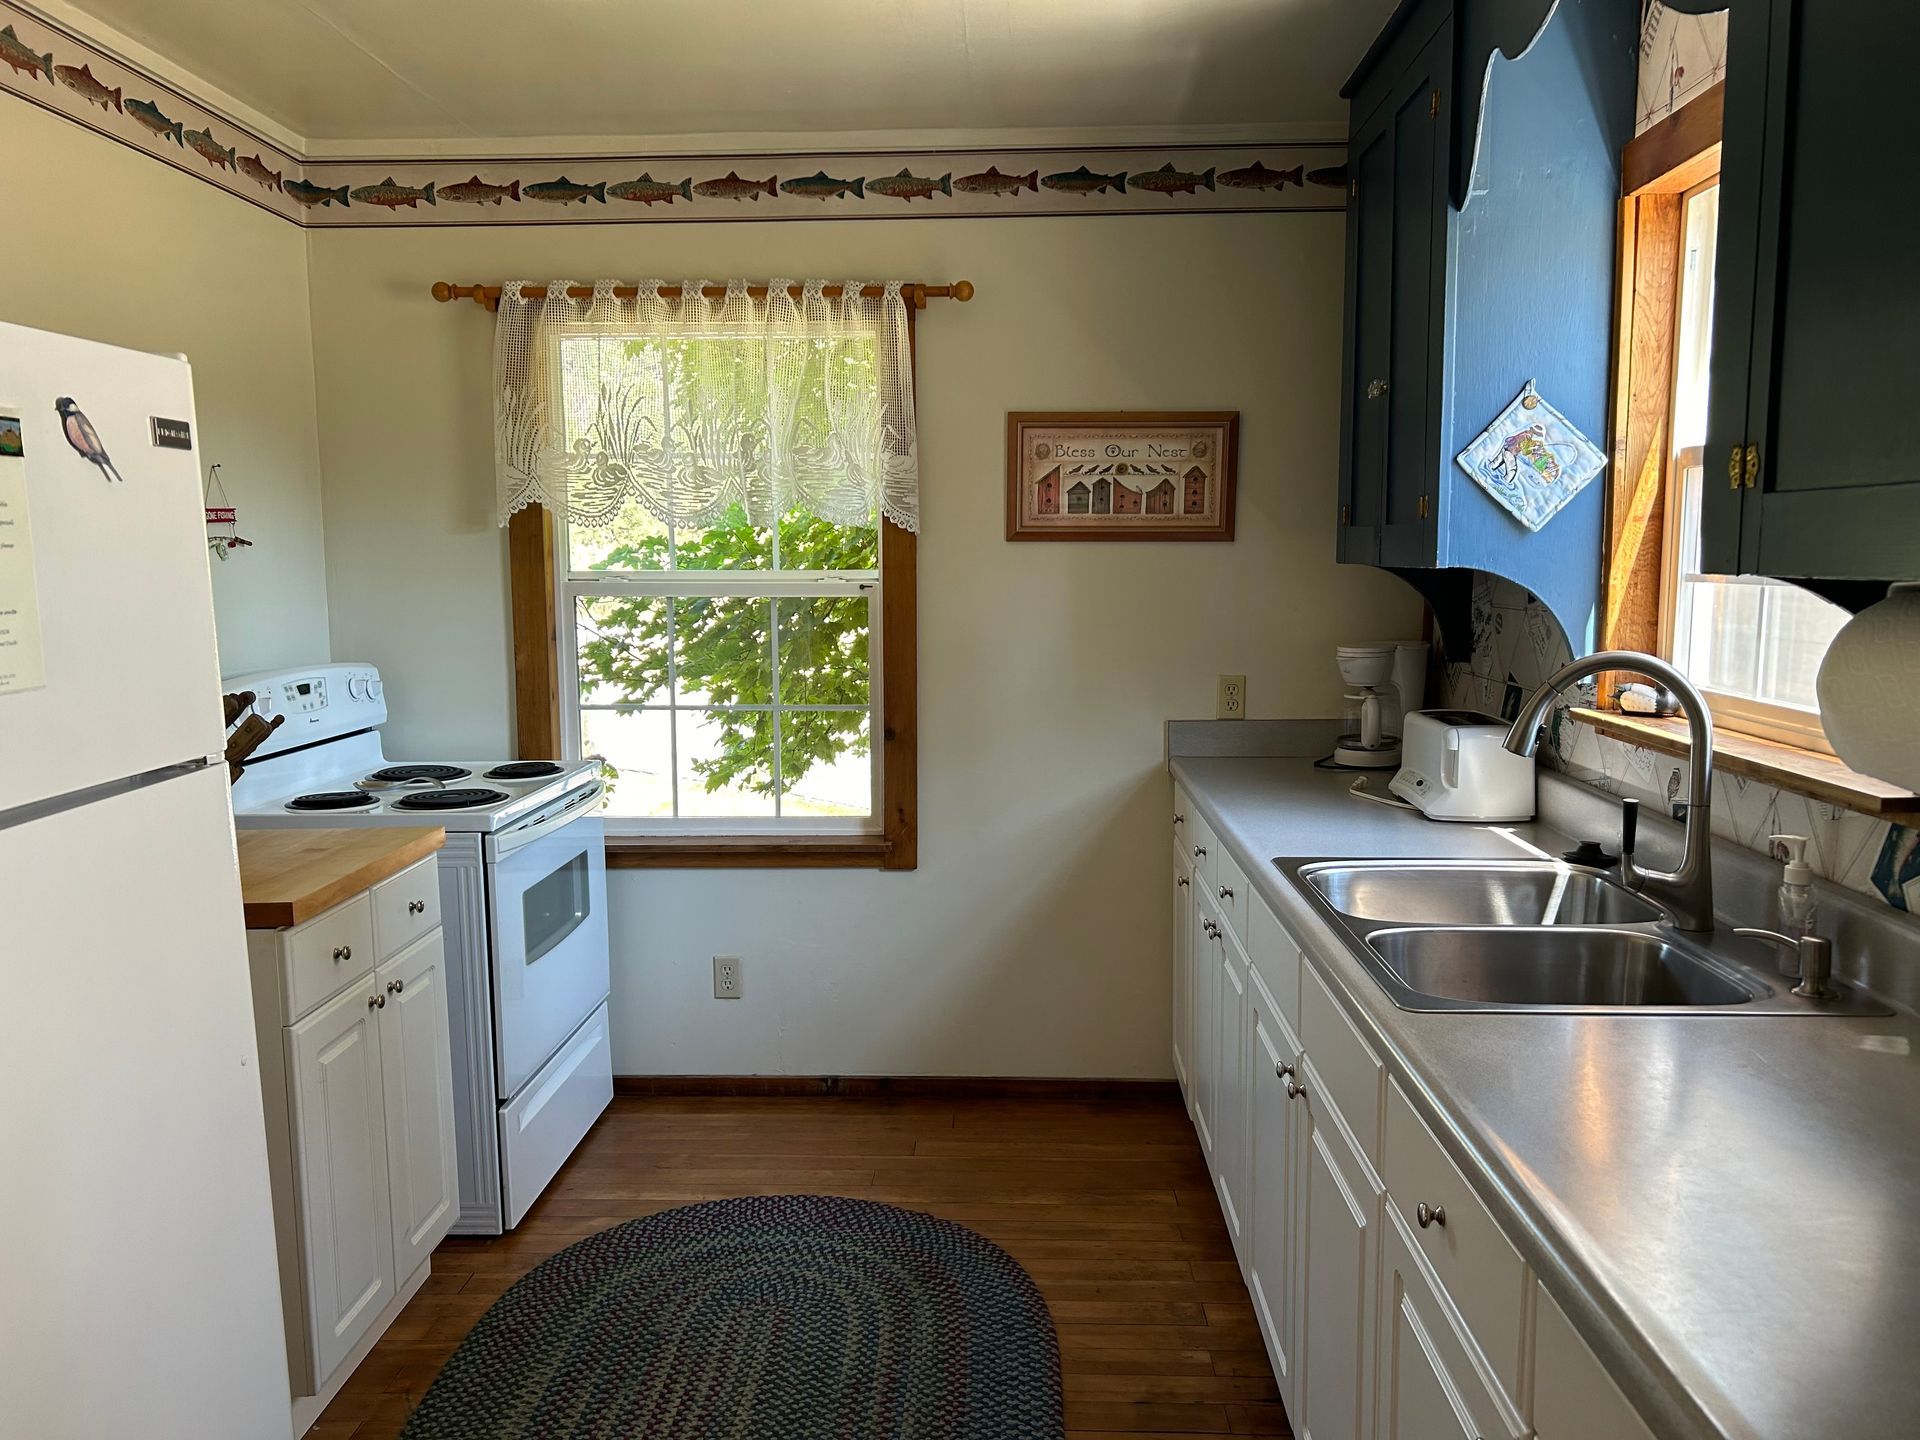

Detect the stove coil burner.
xmin=286 ymin=791 xmax=379 ymax=812
xmin=391 ymin=787 xmax=511 ymax=811
xmin=370 ymin=764 xmax=471 ymax=784
xmin=485 ymin=761 xmax=566 ymax=780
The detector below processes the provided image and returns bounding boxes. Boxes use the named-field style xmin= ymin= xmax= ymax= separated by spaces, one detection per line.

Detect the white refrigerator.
xmin=0 ymin=321 xmax=294 ymax=1437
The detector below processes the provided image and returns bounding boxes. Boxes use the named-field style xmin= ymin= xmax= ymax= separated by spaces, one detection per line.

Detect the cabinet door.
xmin=288 ymin=976 xmax=396 ymax=1386
xmin=1247 ymin=1009 xmax=1299 ymax=1410
xmin=377 ymin=930 xmax=460 ymax=1281
xmin=1213 ymin=932 xmax=1250 ymax=1245
xmin=1740 ymin=0 xmax=1920 ymax=579
xmin=1376 ymin=1213 xmax=1516 ymax=1440
xmin=1188 ymin=887 xmax=1219 ymax=1157
xmin=1292 ymin=1066 xmax=1379 ymax=1440
xmin=1340 ymin=21 xmax=1451 ymax=570
xmin=1173 ymin=858 xmax=1192 ymax=1098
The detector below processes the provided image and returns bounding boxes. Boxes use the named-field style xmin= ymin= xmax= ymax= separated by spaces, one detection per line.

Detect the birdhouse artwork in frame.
xmin=1006 ymin=411 xmax=1238 ymax=541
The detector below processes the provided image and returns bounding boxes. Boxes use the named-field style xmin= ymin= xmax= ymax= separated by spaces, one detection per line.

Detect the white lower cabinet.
xmin=377 ymin=932 xmax=461 ymax=1281
xmin=1293 ymin=1063 xmax=1381 ymax=1440
xmin=1165 ymin=791 xmax=1659 ymax=1440
xmin=288 ymin=977 xmax=398 ymax=1386
xmin=1246 ymin=983 xmax=1300 ymax=1411
xmin=250 ymin=855 xmax=459 ymax=1413
xmin=1377 ymin=1209 xmax=1526 ymax=1440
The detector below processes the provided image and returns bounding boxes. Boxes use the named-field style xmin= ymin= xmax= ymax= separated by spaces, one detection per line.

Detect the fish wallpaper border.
xmin=0 ymin=2 xmax=1346 ymax=228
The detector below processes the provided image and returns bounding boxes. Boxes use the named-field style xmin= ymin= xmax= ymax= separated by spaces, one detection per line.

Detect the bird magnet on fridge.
xmin=204 ymin=463 xmax=252 ymax=561
xmin=55 ymin=396 xmax=126 ymax=483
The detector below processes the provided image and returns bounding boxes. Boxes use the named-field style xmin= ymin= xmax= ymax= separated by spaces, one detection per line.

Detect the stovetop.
xmin=231 ymin=744 xmax=601 ymax=833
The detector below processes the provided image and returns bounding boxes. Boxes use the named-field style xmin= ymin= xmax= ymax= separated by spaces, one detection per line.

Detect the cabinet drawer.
xmin=1247 ymin=896 xmax=1299 ymax=1032
xmin=371 ymin=855 xmax=441 ymax=960
xmin=1212 ymin=846 xmax=1250 ymax=942
xmin=1383 ymin=1079 xmax=1528 ymax=1403
xmin=1298 ymin=962 xmax=1384 ymax=1163
xmin=284 ymin=894 xmax=375 ymax=1023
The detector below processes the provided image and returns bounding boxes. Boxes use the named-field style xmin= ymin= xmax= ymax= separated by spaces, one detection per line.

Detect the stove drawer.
xmin=373 ymin=855 xmax=441 ymax=960
xmin=284 ymin=894 xmax=376 ymax=1023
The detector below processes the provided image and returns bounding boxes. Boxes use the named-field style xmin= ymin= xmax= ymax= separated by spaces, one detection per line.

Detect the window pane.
xmin=576 ymin=595 xmax=670 ymax=707
xmin=673 ymin=595 xmax=773 ymax=707
xmin=581 ymin=708 xmax=674 ymax=818
xmin=675 ymin=709 xmax=777 ymax=817
xmin=1761 ymin=586 xmax=1848 ymax=709
xmin=672 ymin=503 xmax=776 ymax=571
xmin=569 ymin=497 xmax=669 ymax=573
xmin=781 ymin=711 xmax=872 ymax=818
xmin=779 ymin=509 xmax=877 ymax=571
xmin=777 ymin=596 xmax=870 ymax=705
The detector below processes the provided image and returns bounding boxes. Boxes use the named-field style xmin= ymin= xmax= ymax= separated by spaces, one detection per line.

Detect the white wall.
xmin=311 ymin=214 xmax=1419 ymax=1077
xmin=0 ymin=102 xmax=330 ymax=676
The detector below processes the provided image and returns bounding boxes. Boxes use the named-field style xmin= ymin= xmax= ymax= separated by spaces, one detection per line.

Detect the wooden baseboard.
xmin=612 ymin=1074 xmax=1181 ymax=1102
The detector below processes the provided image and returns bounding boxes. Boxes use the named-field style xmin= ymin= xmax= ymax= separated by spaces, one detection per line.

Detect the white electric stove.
xmin=227 ymin=663 xmax=612 ymax=1234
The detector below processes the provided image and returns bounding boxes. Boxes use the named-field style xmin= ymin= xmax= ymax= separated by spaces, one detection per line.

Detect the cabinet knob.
xmin=1218 ymin=886 xmax=1234 ymax=900
xmin=1173 ymin=814 xmax=1185 ymax=827
xmin=1416 ymin=1202 xmax=1447 ymax=1230
xmin=1193 ymin=846 xmax=1207 ymax=858
xmin=387 ymin=978 xmax=405 ymax=995
xmin=332 ymin=945 xmax=352 ymax=963
xmin=1366 ymin=378 xmax=1389 ymax=399
xmin=1276 ymin=1061 xmax=1295 ymax=1080
xmin=1285 ymin=1076 xmax=1306 ymax=1100
xmin=407 ymin=899 xmax=427 ymax=915
xmin=1177 ymin=877 xmax=1189 ymax=889
xmin=367 ymin=993 xmax=382 ymax=1010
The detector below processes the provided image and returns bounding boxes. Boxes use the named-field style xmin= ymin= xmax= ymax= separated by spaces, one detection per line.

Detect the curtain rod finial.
xmin=431 ymin=281 xmax=454 ymax=303
xmin=952 ymin=280 xmax=974 ymax=302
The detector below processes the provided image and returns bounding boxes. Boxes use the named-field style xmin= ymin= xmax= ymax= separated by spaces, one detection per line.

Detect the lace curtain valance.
xmin=493 ymin=278 xmax=919 ymax=532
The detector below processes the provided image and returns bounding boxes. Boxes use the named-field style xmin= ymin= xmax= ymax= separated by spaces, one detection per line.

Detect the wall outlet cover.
xmin=1217 ymin=674 xmax=1247 ymax=720
xmin=713 ymin=955 xmax=743 ymax=999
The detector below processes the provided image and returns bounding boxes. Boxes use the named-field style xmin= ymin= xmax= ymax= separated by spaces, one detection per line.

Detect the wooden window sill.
xmin=1567 ymin=707 xmax=1920 ymax=818
xmin=605 ymin=835 xmax=897 ymax=869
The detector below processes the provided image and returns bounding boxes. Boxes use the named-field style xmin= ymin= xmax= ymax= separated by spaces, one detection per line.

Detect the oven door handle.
xmin=494 ymin=781 xmax=603 ymax=856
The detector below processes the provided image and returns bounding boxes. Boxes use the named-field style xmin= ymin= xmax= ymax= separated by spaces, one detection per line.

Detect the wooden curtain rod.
xmin=430 ymin=280 xmax=974 ymax=313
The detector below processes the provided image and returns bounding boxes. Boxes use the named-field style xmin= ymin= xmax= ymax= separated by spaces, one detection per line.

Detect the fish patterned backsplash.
xmin=1439 ymin=572 xmax=1920 ymax=914
xmin=0 ymin=1 xmax=1344 ymax=228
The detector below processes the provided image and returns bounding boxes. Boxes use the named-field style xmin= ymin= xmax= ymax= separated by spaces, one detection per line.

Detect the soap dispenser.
xmin=1770 ymin=834 xmax=1816 ymax=976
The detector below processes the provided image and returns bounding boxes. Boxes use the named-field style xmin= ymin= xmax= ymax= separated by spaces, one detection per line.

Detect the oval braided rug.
xmin=399 ymin=1194 xmax=1064 ymax=1439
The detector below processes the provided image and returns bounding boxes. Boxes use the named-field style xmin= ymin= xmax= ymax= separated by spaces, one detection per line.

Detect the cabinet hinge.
xmin=1728 ymin=443 xmax=1744 ymax=490
xmin=1429 ymin=88 xmax=1441 ymax=119
xmin=1341 ymin=503 xmax=1352 ymax=525
xmin=1744 ymin=443 xmax=1761 ymax=489
xmin=1417 ymin=494 xmax=1430 ymax=520
xmin=1349 ymin=177 xmax=1358 ymax=199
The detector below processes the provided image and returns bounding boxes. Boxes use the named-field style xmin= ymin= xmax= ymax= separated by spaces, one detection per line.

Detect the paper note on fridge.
xmin=0 ymin=407 xmax=47 ymax=695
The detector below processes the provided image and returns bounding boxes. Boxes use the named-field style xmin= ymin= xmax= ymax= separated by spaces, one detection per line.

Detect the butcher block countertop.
xmin=236 ymin=827 xmax=445 ymax=929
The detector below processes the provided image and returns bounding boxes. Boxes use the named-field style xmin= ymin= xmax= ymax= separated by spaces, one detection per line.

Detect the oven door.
xmin=486 ymin=797 xmax=610 ymax=1100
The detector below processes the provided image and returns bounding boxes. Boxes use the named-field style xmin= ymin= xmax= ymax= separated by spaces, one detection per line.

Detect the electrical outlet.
xmin=1217 ymin=674 xmax=1247 ymax=720
xmin=713 ymin=955 xmax=743 ymax=999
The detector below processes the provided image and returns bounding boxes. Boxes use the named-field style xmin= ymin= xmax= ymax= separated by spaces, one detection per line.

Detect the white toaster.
xmin=1390 ymin=709 xmax=1537 ymax=821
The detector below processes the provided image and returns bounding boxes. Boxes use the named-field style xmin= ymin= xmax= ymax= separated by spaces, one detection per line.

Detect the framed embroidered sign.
xmin=1006 ymin=411 xmax=1239 ymax=541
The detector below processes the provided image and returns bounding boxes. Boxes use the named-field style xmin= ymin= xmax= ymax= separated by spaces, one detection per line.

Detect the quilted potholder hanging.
xmin=1455 ymin=381 xmax=1607 ymax=532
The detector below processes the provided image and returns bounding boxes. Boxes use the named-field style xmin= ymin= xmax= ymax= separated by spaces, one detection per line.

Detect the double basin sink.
xmin=1276 ymin=859 xmax=1887 ymax=1015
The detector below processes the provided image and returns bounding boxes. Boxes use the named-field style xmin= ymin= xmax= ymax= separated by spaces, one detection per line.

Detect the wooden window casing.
xmin=505 ymin=322 xmax=919 ymax=872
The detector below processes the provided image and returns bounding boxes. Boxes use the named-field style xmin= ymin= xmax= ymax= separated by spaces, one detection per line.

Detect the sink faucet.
xmin=1503 ymin=650 xmax=1716 ymax=933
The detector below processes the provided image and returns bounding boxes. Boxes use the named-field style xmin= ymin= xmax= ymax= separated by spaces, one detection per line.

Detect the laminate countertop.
xmin=236 ymin=827 xmax=445 ymax=929
xmin=1170 ymin=756 xmax=1920 ymax=1440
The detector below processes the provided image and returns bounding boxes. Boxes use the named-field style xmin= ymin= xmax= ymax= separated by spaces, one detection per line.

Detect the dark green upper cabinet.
xmin=1694 ymin=0 xmax=1920 ymax=589
xmin=1337 ymin=0 xmax=1639 ymax=656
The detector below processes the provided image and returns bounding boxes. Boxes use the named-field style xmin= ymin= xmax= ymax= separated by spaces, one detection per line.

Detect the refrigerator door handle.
xmin=0 ymin=757 xmax=217 ymax=833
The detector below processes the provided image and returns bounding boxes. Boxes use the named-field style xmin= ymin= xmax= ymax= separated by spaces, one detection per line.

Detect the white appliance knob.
xmin=347 ymin=676 xmax=366 ymax=700
xmin=368 ymin=677 xmax=384 ymax=699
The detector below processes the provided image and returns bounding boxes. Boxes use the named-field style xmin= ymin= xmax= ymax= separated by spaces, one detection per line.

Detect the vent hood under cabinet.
xmin=1335 ymin=0 xmax=1636 ymax=658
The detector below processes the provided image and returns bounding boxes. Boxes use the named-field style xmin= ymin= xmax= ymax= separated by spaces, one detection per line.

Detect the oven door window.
xmin=523 ymin=850 xmax=590 ymax=966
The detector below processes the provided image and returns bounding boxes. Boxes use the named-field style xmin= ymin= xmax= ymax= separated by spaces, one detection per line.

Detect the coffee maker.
xmin=1333 ymin=642 xmax=1429 ymax=768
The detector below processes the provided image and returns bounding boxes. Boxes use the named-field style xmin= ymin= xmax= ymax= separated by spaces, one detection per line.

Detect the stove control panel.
xmin=223 ymin=662 xmax=388 ymax=746
xmin=276 ymin=676 xmax=328 ymax=715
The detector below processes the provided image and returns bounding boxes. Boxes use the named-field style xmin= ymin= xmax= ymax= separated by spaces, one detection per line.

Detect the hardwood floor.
xmin=309 ymin=1092 xmax=1289 ymax=1438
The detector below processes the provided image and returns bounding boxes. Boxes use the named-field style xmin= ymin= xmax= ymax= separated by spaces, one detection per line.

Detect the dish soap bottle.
xmin=1770 ymin=834 xmax=1816 ymax=977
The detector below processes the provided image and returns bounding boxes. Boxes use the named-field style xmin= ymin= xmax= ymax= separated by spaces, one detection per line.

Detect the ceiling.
xmin=65 ymin=0 xmax=1395 ymax=153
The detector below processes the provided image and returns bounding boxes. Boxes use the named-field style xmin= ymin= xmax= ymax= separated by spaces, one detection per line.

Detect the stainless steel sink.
xmin=1368 ymin=927 xmax=1758 ymax=1009
xmin=1273 ymin=857 xmax=1891 ymax=1016
xmin=1304 ymin=861 xmax=1664 ymax=927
